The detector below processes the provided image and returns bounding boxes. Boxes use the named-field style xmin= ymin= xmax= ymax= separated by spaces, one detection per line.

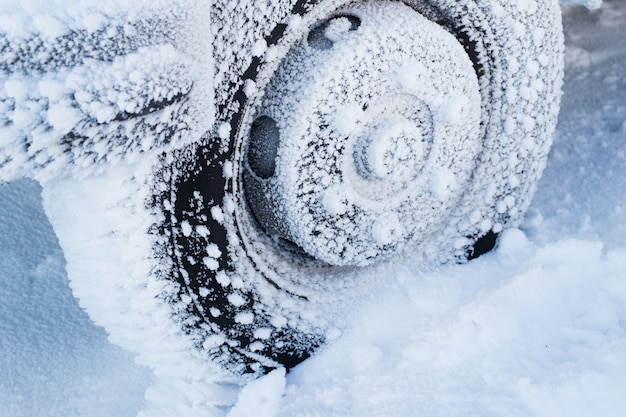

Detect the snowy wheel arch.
xmin=158 ymin=0 xmax=564 ymax=377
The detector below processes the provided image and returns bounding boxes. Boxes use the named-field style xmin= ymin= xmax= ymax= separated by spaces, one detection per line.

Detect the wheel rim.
xmin=160 ymin=0 xmax=563 ymax=377
xmin=243 ymin=2 xmax=481 ymax=266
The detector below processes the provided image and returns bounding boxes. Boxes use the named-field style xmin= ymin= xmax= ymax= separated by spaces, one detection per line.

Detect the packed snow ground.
xmin=1 ymin=1 xmax=626 ymax=416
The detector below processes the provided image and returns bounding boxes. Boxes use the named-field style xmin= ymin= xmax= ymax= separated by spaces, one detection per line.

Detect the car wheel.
xmin=159 ymin=0 xmax=564 ymax=377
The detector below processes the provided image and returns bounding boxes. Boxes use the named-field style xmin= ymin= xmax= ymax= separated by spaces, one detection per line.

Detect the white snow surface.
xmin=2 ymin=1 xmax=626 ymax=417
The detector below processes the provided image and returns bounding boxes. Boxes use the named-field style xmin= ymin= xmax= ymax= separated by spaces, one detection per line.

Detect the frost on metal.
xmin=245 ymin=2 xmax=481 ymax=266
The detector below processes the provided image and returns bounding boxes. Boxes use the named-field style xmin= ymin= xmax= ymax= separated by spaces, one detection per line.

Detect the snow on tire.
xmin=160 ymin=0 xmax=564 ymax=377
xmin=1 ymin=0 xmax=563 ymax=381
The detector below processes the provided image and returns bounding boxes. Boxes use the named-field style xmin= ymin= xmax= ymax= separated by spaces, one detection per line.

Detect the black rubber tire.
xmin=158 ymin=0 xmax=564 ymax=377
xmin=1 ymin=0 xmax=563 ymax=379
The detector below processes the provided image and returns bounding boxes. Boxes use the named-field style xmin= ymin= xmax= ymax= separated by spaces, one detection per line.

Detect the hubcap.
xmin=244 ymin=1 xmax=481 ymax=266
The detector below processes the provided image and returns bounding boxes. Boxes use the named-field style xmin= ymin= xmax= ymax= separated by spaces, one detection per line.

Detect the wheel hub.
xmin=244 ymin=1 xmax=481 ymax=266
xmin=354 ymin=115 xmax=426 ymax=180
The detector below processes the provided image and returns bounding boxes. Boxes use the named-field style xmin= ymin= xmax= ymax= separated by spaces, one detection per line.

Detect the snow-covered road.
xmin=1 ymin=1 xmax=625 ymax=416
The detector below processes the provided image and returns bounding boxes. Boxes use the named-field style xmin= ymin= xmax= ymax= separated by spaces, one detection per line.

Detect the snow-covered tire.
xmin=160 ymin=0 xmax=563 ymax=377
xmin=1 ymin=0 xmax=563 ymax=380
